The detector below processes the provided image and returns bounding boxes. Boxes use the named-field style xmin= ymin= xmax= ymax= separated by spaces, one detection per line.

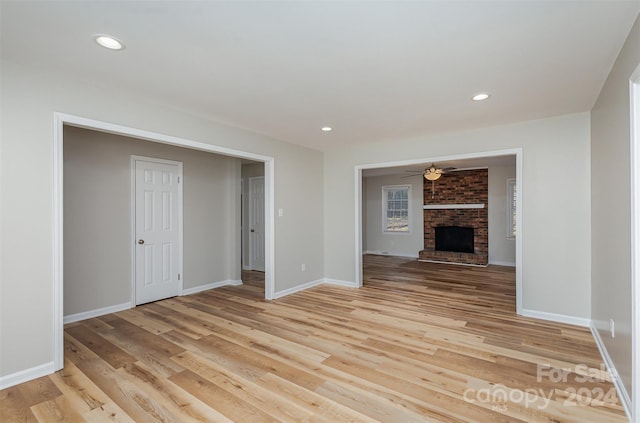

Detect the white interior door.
xmin=249 ymin=176 xmax=265 ymax=271
xmin=134 ymin=157 xmax=182 ymax=305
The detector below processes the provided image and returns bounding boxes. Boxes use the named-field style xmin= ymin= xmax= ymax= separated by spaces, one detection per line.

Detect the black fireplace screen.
xmin=435 ymin=226 xmax=474 ymax=253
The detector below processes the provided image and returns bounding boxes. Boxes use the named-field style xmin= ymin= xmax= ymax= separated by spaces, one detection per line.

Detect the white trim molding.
xmin=521 ymin=308 xmax=590 ymax=327
xmin=273 ymin=279 xmax=326 ymax=299
xmin=273 ymin=278 xmax=358 ymax=299
xmin=324 ymin=278 xmax=359 ymax=288
xmin=64 ymin=302 xmax=133 ymax=324
xmin=591 ymin=324 xmax=632 ymax=420
xmin=488 ymin=260 xmax=516 ymax=267
xmin=0 ymin=361 xmax=57 ymax=390
xmin=629 ymin=63 xmax=640 ymax=422
xmin=181 ymin=280 xmax=243 ymax=296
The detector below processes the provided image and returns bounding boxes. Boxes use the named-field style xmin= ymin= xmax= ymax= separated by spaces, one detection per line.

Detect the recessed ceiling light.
xmin=321 ymin=127 xmax=332 ymax=132
xmin=94 ymin=34 xmax=125 ymax=50
xmin=472 ymin=93 xmax=490 ymax=101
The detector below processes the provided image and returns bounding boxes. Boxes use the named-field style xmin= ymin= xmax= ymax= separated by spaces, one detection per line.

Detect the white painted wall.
xmin=591 ymin=14 xmax=640 ymax=404
xmin=363 ymin=174 xmax=423 ymax=257
xmin=241 ymin=162 xmax=265 ymax=269
xmin=325 ymin=112 xmax=591 ymax=320
xmin=488 ymin=164 xmax=516 ymax=266
xmin=0 ymin=61 xmax=324 ymax=380
xmin=64 ymin=127 xmax=242 ymax=316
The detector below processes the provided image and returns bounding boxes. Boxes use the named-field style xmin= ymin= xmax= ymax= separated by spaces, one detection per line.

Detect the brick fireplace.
xmin=419 ymin=169 xmax=488 ymax=265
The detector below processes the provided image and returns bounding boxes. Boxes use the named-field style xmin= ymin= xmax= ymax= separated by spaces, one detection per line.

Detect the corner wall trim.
xmin=64 ymin=302 xmax=133 ymax=324
xmin=521 ymin=308 xmax=590 ymax=327
xmin=0 ymin=361 xmax=56 ymax=390
xmin=590 ymin=324 xmax=632 ymax=421
xmin=181 ymin=280 xmax=243 ymax=296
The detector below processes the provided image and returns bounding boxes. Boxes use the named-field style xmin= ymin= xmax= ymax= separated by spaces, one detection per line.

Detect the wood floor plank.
xmin=64 ymin=333 xmax=182 ymax=422
xmin=65 ymin=325 xmax=137 ymax=370
xmin=47 ymin=363 xmax=136 ymax=423
xmin=30 ymin=395 xmax=86 ymax=423
xmin=0 ymin=257 xmax=628 ymax=422
xmin=168 ymin=369 xmax=277 ymax=422
xmin=0 ymin=385 xmax=40 ymax=423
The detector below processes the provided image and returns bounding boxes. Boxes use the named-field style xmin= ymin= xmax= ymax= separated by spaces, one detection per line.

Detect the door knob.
xmin=138 ymin=239 xmax=145 ymax=245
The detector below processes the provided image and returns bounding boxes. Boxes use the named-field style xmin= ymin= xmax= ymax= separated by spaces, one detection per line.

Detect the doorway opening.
xmin=355 ymin=149 xmax=523 ymax=314
xmin=53 ymin=113 xmax=275 ymax=371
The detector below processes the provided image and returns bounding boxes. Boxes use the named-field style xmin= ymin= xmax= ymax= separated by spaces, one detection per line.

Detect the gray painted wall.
xmin=363 ymin=174 xmax=424 ymax=258
xmin=64 ymin=126 xmax=241 ymax=316
xmin=591 ymin=14 xmax=640 ymax=401
xmin=488 ymin=164 xmax=516 ymax=266
xmin=325 ymin=112 xmax=591 ymax=319
xmin=0 ymin=60 xmax=324 ymax=378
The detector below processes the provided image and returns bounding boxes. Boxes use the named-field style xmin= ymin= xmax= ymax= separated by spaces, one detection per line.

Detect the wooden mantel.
xmin=423 ymin=203 xmax=485 ymax=210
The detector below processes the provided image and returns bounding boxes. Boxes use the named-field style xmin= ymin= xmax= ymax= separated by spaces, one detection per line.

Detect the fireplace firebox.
xmin=435 ymin=226 xmax=474 ymax=253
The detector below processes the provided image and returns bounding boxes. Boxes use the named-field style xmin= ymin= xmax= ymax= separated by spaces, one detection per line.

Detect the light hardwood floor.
xmin=0 ymin=255 xmax=628 ymax=422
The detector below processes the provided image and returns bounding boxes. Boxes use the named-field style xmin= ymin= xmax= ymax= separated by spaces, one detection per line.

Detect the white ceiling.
xmin=2 ymin=1 xmax=638 ymax=152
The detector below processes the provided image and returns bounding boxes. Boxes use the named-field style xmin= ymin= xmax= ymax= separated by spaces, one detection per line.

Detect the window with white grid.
xmin=382 ymin=185 xmax=411 ymax=233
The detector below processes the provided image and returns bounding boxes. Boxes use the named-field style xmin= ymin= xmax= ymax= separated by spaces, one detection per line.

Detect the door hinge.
xmin=178 ymin=176 xmax=181 ymax=183
xmin=178 ymin=273 xmax=181 ymax=280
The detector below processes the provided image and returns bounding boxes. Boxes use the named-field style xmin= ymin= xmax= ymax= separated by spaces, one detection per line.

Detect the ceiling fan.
xmin=401 ymin=163 xmax=456 ymax=179
xmin=401 ymin=164 xmax=456 ymax=198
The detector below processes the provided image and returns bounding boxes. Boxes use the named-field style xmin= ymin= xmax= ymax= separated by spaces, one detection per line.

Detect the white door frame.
xmin=629 ymin=63 xmax=640 ymax=422
xmin=130 ymin=155 xmax=184 ymax=305
xmin=355 ymin=148 xmax=523 ymax=314
xmin=52 ymin=112 xmax=276 ymax=371
xmin=248 ymin=176 xmax=266 ymax=271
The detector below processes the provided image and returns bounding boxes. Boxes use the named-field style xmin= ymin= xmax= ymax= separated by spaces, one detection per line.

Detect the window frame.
xmin=507 ymin=178 xmax=517 ymax=239
xmin=382 ymin=184 xmax=412 ymax=234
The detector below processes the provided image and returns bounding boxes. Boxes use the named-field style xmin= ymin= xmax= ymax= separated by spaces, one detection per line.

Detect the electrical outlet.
xmin=278 ymin=208 xmax=284 ymax=217
xmin=301 ymin=263 xmax=306 ymax=272
xmin=610 ymin=318 xmax=615 ymax=338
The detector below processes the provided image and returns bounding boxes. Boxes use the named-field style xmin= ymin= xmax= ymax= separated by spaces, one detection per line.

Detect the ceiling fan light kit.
xmin=424 ymin=165 xmax=442 ymax=181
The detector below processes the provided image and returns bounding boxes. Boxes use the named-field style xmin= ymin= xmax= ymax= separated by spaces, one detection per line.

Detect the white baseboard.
xmin=182 ymin=279 xmax=243 ymax=296
xmin=64 ymin=302 xmax=132 ymax=324
xmin=488 ymin=260 xmax=516 ymax=267
xmin=273 ymin=279 xmax=325 ymax=299
xmin=323 ymin=278 xmax=359 ymax=288
xmin=364 ymin=251 xmax=419 ymax=259
xmin=590 ymin=324 xmax=632 ymax=421
xmin=0 ymin=361 xmax=56 ymax=390
xmin=520 ymin=308 xmax=590 ymax=327
xmin=273 ymin=278 xmax=359 ymax=299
